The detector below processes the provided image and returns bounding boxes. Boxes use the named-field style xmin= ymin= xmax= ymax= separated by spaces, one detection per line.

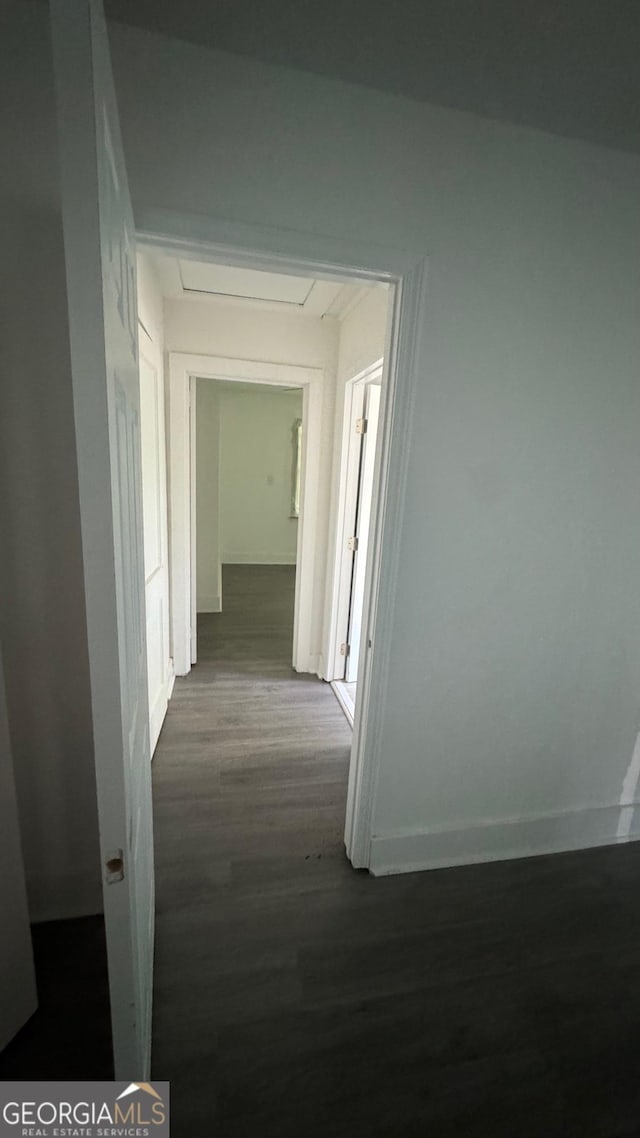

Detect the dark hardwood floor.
xmin=151 ymin=564 xmax=640 ymax=1138
xmin=0 ymin=916 xmax=112 ymax=1080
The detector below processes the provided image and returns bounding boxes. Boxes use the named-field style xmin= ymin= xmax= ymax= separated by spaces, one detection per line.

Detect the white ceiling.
xmin=107 ymin=0 xmax=640 ymax=155
xmin=151 ymin=253 xmax=380 ymax=318
xmin=181 ymin=261 xmax=314 ymax=306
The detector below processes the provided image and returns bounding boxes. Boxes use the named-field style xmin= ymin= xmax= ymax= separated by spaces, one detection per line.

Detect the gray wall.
xmin=0 ymin=1 xmax=101 ymax=919
xmin=0 ymin=648 xmax=37 ymax=1046
xmin=102 ymin=0 xmax=640 ymax=156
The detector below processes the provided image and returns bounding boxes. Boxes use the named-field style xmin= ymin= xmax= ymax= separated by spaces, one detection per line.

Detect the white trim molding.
xmin=222 ymin=554 xmax=298 ymax=566
xmin=167 ymin=351 xmax=324 ymax=677
xmin=324 ymin=358 xmax=384 ymax=684
xmin=369 ymin=801 xmax=640 ymax=876
xmin=344 ymin=261 xmax=429 ymax=868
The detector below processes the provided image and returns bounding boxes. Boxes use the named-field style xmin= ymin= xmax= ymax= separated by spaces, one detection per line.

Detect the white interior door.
xmin=139 ymin=329 xmax=172 ymax=755
xmin=51 ymin=0 xmax=154 ymax=1078
xmin=329 ymin=384 xmax=367 ymax=680
xmin=0 ymin=650 xmax=37 ymax=1051
xmin=346 ymin=383 xmax=381 ymax=682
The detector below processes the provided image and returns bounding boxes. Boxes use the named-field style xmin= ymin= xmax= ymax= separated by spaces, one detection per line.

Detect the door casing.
xmin=139 ymin=322 xmax=174 ymax=752
xmin=167 ymin=354 xmax=323 ymax=675
xmin=326 ymin=359 xmax=384 ymax=684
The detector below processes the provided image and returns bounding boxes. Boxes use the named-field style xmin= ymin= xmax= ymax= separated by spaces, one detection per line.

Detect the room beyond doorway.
xmin=194 ymin=378 xmax=304 ymax=641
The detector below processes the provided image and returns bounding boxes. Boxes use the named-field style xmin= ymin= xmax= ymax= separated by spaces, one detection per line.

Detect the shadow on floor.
xmin=0 ymin=915 xmax=112 ymax=1079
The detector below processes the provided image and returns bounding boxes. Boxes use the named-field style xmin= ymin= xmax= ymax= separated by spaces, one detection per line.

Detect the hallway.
xmin=151 ymin=564 xmax=354 ymax=1132
xmin=151 ymin=566 xmax=640 ymax=1138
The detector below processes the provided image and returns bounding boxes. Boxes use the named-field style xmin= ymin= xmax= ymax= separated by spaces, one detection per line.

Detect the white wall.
xmin=335 ymin=287 xmax=390 ymax=390
xmin=164 ymin=297 xmax=337 ymax=367
xmin=196 ymin=379 xmax=221 ymax=611
xmin=110 ymin=23 xmax=640 ymax=871
xmin=138 ymin=251 xmax=165 ymax=347
xmin=0 ymin=1 xmax=101 ymax=920
xmin=218 ymin=384 xmax=303 ymax=565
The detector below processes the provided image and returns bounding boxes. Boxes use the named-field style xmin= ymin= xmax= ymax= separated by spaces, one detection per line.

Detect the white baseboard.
xmin=331 ymin=681 xmax=354 ymax=728
xmin=369 ymin=802 xmax=640 ymax=877
xmin=222 ymin=554 xmax=297 ymax=565
xmin=197 ymin=594 xmax=222 ymax=612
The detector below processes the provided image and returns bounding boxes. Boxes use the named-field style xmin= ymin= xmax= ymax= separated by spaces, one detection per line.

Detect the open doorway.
xmin=178 ymin=349 xmax=326 ymax=677
xmin=193 ymin=377 xmax=304 ymax=666
xmin=137 ymin=243 xmax=399 ymax=864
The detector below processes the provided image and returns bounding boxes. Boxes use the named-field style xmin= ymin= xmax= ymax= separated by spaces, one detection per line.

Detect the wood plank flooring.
xmin=151 ymin=565 xmax=640 ymax=1138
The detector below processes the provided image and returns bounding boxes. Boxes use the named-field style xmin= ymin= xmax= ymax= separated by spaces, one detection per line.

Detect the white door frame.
xmin=326 ymin=359 xmax=384 ymax=682
xmin=139 ymin=321 xmax=174 ymax=751
xmin=189 ymin=376 xmax=198 ymax=665
xmin=167 ymin=353 xmax=323 ymax=676
xmin=137 ymin=208 xmax=428 ymax=868
xmin=346 ymin=379 xmax=382 ymax=684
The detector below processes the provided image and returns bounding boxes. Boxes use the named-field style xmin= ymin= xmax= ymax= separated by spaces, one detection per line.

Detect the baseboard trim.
xmin=197 ymin=594 xmax=222 ymax=613
xmin=331 ymin=681 xmax=354 ymax=728
xmin=369 ymin=802 xmax=640 ymax=877
xmin=222 ymin=554 xmax=297 ymax=566
xmin=293 ymin=653 xmax=320 ymax=675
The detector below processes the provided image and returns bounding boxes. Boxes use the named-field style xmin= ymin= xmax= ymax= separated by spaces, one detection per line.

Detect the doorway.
xmin=193 ymin=376 xmax=304 ymax=663
xmin=136 ymin=230 xmax=423 ymax=873
xmin=167 ymin=351 xmax=325 ymax=677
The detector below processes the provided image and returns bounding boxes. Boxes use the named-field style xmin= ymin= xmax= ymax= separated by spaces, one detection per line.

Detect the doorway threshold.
xmin=331 ymin=680 xmax=356 ymax=728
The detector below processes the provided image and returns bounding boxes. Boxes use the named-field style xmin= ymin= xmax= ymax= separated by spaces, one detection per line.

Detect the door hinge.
xmin=355 ymin=417 xmax=368 ymax=435
xmin=340 ymin=642 xmax=351 ymax=657
xmin=347 ymin=535 xmax=359 ymax=552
